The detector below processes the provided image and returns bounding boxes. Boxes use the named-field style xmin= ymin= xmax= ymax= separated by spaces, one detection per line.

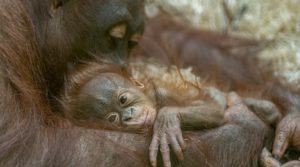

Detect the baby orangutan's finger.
xmin=177 ymin=132 xmax=186 ymax=150
xmin=160 ymin=135 xmax=171 ymax=167
xmin=170 ymin=135 xmax=184 ymax=161
xmin=149 ymin=134 xmax=159 ymax=167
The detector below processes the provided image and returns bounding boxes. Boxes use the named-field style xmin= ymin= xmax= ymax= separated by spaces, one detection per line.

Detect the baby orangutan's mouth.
xmin=122 ymin=109 xmax=155 ymax=130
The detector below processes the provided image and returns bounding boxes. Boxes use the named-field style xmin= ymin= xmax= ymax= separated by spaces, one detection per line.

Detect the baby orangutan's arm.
xmin=149 ymin=101 xmax=225 ymax=167
xmin=149 ymin=91 xmax=282 ymax=167
xmin=179 ymin=102 xmax=225 ymax=129
xmin=243 ymin=98 xmax=282 ymax=125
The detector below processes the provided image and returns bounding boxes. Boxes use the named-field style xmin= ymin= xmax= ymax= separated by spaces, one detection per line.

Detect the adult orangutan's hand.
xmin=149 ymin=107 xmax=186 ymax=167
xmin=272 ymin=112 xmax=300 ymax=159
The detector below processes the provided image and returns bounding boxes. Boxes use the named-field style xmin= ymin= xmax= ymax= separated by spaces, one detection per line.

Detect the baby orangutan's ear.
xmin=130 ymin=78 xmax=145 ymax=89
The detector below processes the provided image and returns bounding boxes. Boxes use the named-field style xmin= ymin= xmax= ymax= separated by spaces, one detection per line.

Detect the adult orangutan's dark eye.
xmin=119 ymin=95 xmax=127 ymax=105
xmin=128 ymin=40 xmax=138 ymax=49
xmin=128 ymin=33 xmax=142 ymax=49
xmin=54 ymin=0 xmax=68 ymax=9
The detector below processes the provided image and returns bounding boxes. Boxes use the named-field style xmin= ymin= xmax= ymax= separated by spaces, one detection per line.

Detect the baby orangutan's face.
xmin=111 ymin=87 xmax=156 ymax=129
xmin=67 ymin=73 xmax=157 ymax=131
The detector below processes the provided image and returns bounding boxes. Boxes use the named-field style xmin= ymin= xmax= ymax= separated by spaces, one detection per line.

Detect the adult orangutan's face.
xmin=46 ymin=0 xmax=145 ymax=64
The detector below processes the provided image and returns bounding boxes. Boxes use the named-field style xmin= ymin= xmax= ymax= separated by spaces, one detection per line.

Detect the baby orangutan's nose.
xmin=122 ymin=108 xmax=134 ymax=122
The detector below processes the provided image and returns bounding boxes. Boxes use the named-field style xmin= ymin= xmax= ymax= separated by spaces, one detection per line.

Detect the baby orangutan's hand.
xmin=261 ymin=147 xmax=300 ymax=167
xmin=149 ymin=107 xmax=186 ymax=167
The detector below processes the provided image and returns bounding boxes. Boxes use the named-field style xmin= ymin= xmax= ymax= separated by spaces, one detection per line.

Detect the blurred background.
xmin=145 ymin=0 xmax=300 ymax=88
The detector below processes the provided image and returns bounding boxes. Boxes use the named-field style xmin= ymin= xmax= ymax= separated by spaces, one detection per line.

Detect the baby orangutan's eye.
xmin=105 ymin=112 xmax=120 ymax=124
xmin=119 ymin=94 xmax=128 ymax=105
xmin=118 ymin=92 xmax=133 ymax=107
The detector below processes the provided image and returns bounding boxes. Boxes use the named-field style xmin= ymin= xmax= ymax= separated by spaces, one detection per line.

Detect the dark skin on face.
xmin=62 ymin=66 xmax=283 ymax=167
xmin=40 ymin=0 xmax=144 ymax=95
xmin=46 ymin=0 xmax=145 ymax=60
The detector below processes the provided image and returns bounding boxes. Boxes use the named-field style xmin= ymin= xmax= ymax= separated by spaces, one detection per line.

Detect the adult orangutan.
xmin=0 ymin=0 xmax=148 ymax=166
xmin=0 ymin=0 xmax=299 ymax=166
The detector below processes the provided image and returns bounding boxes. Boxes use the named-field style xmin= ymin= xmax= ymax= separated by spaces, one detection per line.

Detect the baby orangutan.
xmin=62 ymin=64 xmax=226 ymax=131
xmin=63 ymin=72 xmax=157 ymax=130
xmin=61 ymin=62 xmax=282 ymax=167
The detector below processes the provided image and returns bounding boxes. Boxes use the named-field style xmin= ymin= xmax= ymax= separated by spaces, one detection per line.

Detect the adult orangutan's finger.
xmin=149 ymin=134 xmax=159 ymax=167
xmin=160 ymin=135 xmax=171 ymax=167
xmin=170 ymin=136 xmax=184 ymax=161
xmin=272 ymin=121 xmax=293 ymax=159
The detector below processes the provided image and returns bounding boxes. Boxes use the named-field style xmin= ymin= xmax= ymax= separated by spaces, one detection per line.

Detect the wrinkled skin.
xmin=149 ymin=107 xmax=186 ymax=167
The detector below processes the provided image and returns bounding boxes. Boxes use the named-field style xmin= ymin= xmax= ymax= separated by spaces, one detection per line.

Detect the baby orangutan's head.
xmin=63 ymin=72 xmax=156 ymax=131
